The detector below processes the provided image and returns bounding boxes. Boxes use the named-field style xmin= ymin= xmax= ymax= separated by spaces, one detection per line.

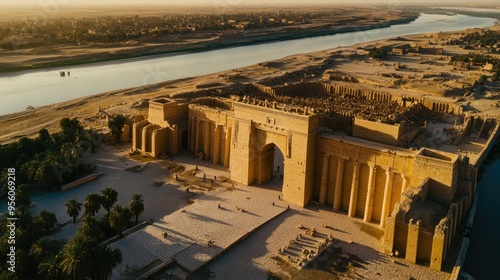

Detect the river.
xmin=463 ymin=158 xmax=500 ymax=279
xmin=0 ymin=13 xmax=497 ymax=115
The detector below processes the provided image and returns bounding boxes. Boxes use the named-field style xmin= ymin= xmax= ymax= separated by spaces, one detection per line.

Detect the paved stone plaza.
xmin=28 ymin=146 xmax=451 ymax=280
xmin=110 ymin=181 xmax=288 ymax=279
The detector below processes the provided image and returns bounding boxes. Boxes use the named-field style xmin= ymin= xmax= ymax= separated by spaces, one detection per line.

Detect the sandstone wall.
xmin=188 ymin=102 xmax=234 ymax=166
xmin=353 ymin=118 xmax=403 ymax=146
xmin=148 ymin=99 xmax=188 ymax=127
xmin=414 ymin=149 xmax=459 ymax=208
xmin=315 ymin=134 xmax=415 ymax=225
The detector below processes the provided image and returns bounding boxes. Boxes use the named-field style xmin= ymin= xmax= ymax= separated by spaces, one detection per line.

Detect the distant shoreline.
xmin=0 ymin=15 xmax=418 ymax=74
xmin=1 ymin=22 xmax=499 ymax=145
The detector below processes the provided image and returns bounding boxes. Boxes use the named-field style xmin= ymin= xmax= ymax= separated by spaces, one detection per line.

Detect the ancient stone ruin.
xmin=131 ymin=80 xmax=499 ymax=271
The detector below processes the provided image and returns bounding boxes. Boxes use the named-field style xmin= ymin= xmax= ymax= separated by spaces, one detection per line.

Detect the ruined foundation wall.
xmin=384 ymin=173 xmax=472 ymax=271
xmin=473 ymin=120 xmax=500 ymax=168
xmin=414 ymin=149 xmax=459 ymax=208
xmin=384 ymin=179 xmax=430 ymax=261
xmin=250 ymin=82 xmax=462 ymax=115
xmin=121 ymin=124 xmax=131 ymax=142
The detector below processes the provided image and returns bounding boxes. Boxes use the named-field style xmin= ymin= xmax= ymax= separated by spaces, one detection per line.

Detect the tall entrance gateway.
xmin=230 ymin=102 xmax=319 ymax=207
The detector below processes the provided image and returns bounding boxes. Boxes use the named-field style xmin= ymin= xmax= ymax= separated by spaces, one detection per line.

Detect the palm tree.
xmin=100 ymin=187 xmax=118 ymax=213
xmin=78 ymin=215 xmax=102 ymax=240
xmin=65 ymin=199 xmax=83 ymax=223
xmin=22 ymin=152 xmax=68 ymax=189
xmin=15 ymin=183 xmax=32 ymax=208
xmin=60 ymin=142 xmax=83 ymax=176
xmin=34 ymin=210 xmax=58 ymax=236
xmin=59 ymin=235 xmax=94 ymax=280
xmin=91 ymin=244 xmax=122 ymax=280
xmin=79 ymin=128 xmax=100 ymax=153
xmin=129 ymin=193 xmax=145 ymax=224
xmin=108 ymin=204 xmax=132 ymax=237
xmin=29 ymin=236 xmax=62 ymax=266
xmin=84 ymin=193 xmax=101 ymax=216
xmin=38 ymin=254 xmax=63 ymax=280
xmin=59 ymin=234 xmax=121 ymax=280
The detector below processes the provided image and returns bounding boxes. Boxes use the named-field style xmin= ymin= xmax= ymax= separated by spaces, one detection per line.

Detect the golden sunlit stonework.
xmin=131 ymin=81 xmax=499 ymax=271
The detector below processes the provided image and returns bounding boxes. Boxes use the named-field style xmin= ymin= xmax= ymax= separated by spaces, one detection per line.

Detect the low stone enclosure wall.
xmin=61 ymin=173 xmax=102 ymax=191
xmin=383 ymin=178 xmax=469 ymax=271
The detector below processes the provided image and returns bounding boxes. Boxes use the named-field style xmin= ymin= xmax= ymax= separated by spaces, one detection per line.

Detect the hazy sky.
xmin=1 ymin=0 xmax=499 ymax=6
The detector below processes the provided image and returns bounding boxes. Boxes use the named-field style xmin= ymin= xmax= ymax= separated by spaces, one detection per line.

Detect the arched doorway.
xmin=254 ymin=143 xmax=284 ymax=189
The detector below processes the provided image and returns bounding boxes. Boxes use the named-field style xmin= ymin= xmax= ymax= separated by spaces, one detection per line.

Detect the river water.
xmin=463 ymin=159 xmax=500 ymax=280
xmin=0 ymin=13 xmax=496 ymax=115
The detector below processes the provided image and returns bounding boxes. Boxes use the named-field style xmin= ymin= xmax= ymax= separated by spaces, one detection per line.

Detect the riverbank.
xmin=0 ymin=11 xmax=417 ymax=73
xmin=1 ymin=22 xmax=499 ymax=145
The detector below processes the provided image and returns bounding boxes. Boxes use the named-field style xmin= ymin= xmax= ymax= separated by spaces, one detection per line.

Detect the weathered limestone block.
xmin=151 ymin=127 xmax=168 ymax=157
xmin=121 ymin=124 xmax=131 ymax=142
xmin=406 ymin=219 xmax=421 ymax=263
xmin=430 ymin=217 xmax=448 ymax=270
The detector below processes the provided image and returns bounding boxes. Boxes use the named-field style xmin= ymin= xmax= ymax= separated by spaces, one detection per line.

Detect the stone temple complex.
xmin=131 ymin=81 xmax=499 ymax=271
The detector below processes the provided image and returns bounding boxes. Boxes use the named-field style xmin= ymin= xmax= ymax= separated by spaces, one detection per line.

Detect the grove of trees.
xmin=0 ymin=117 xmax=101 ymax=197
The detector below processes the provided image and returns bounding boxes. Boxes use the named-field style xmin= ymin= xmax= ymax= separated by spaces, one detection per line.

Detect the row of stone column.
xmin=320 ymin=112 xmax=354 ymax=131
xmin=432 ymin=101 xmax=450 ymax=113
xmin=189 ymin=118 xmax=231 ymax=167
xmin=319 ymin=154 xmax=409 ymax=228
xmin=326 ymin=85 xmax=393 ymax=103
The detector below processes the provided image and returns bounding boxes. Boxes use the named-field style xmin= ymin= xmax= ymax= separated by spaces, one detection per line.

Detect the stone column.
xmin=348 ymin=161 xmax=360 ymax=217
xmin=380 ymin=168 xmax=394 ymax=228
xmin=188 ymin=118 xmax=194 ymax=152
xmin=401 ymin=174 xmax=408 ymax=195
xmin=363 ymin=164 xmax=376 ymax=223
xmin=406 ymin=219 xmax=420 ymax=264
xmin=430 ymin=223 xmax=447 ymax=271
xmin=204 ymin=121 xmax=211 ymax=160
xmin=319 ymin=154 xmax=330 ymax=206
xmin=333 ymin=158 xmax=346 ymax=212
xmin=195 ymin=120 xmax=201 ymax=153
xmin=224 ymin=126 xmax=231 ymax=168
xmin=213 ymin=125 xmax=221 ymax=165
